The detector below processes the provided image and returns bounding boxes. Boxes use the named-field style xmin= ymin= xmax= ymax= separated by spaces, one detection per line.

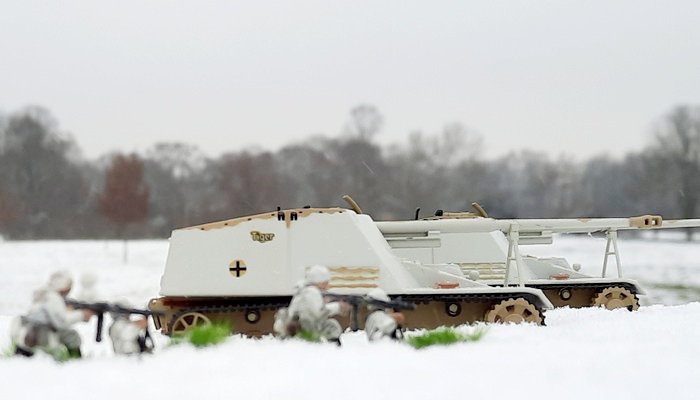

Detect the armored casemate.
xmin=149 ymin=207 xmax=553 ymax=336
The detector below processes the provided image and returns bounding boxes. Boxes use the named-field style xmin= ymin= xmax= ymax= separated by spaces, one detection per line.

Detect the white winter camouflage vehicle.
xmin=149 ymin=207 xmax=553 ymax=336
xmin=375 ymin=203 xmax=700 ymax=310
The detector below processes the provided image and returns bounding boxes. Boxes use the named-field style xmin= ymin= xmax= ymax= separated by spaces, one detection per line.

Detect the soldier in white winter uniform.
xmin=364 ymin=288 xmax=405 ymax=341
xmin=77 ymin=271 xmax=99 ymax=303
xmin=12 ymin=270 xmax=93 ymax=358
xmin=108 ymin=300 xmax=151 ymax=355
xmin=275 ymin=265 xmax=349 ymax=343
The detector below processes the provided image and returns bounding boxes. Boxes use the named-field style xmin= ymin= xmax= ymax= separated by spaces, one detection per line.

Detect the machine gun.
xmin=322 ymin=293 xmax=416 ymax=331
xmin=66 ymin=299 xmax=162 ymax=343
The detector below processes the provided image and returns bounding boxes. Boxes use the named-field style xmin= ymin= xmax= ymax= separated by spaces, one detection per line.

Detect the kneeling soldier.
xmin=108 ymin=300 xmax=152 ymax=355
xmin=364 ymin=288 xmax=405 ymax=341
xmin=12 ymin=270 xmax=93 ymax=358
xmin=275 ymin=265 xmax=349 ymax=344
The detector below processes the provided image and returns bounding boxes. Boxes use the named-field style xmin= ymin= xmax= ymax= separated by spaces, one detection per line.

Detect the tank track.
xmin=396 ymin=292 xmax=544 ymax=305
xmin=166 ymin=300 xmax=289 ymax=333
xmin=524 ymin=281 xmax=638 ymax=293
xmin=525 ymin=281 xmax=639 ymax=309
xmin=394 ymin=292 xmax=547 ymax=326
xmin=165 ymin=292 xmax=547 ymax=333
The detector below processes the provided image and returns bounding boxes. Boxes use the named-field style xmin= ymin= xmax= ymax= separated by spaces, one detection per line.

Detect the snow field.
xmin=1 ymin=305 xmax=699 ymax=400
xmin=1 ymin=238 xmax=699 ymax=399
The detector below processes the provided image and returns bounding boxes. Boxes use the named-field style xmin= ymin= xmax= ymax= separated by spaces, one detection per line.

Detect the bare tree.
xmin=0 ymin=107 xmax=86 ymax=238
xmin=98 ymin=153 xmax=149 ymax=260
xmin=385 ymin=124 xmax=484 ymax=218
xmin=276 ymin=143 xmax=341 ymax=207
xmin=213 ymin=150 xmax=282 ymax=218
xmin=0 ymin=187 xmax=22 ymax=234
xmin=325 ymin=137 xmax=389 ymax=216
xmin=0 ymin=112 xmax=7 ymax=152
xmin=385 ymin=131 xmax=451 ymax=217
xmin=648 ymin=105 xmax=700 ymax=239
xmin=439 ymin=123 xmax=484 ymax=164
xmin=146 ymin=142 xmax=205 ymax=179
xmin=578 ymin=156 xmax=631 ymax=217
xmin=343 ymin=104 xmax=384 ymax=141
xmin=143 ymin=142 xmax=208 ymax=233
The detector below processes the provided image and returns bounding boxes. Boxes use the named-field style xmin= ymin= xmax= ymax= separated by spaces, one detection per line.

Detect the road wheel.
xmin=169 ymin=312 xmax=212 ymax=334
xmin=592 ymin=287 xmax=639 ymax=311
xmin=485 ymin=298 xmax=543 ymax=325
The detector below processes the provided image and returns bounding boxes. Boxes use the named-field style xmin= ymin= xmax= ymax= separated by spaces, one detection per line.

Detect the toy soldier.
xmin=12 ymin=270 xmax=93 ymax=358
xmin=364 ymin=288 xmax=405 ymax=341
xmin=108 ymin=300 xmax=153 ymax=355
xmin=76 ymin=271 xmax=99 ymax=303
xmin=274 ymin=265 xmax=349 ymax=344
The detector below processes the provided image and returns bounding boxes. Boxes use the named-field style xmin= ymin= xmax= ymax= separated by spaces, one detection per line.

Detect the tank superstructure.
xmin=377 ymin=209 xmax=700 ymax=310
xmin=149 ymin=207 xmax=553 ymax=335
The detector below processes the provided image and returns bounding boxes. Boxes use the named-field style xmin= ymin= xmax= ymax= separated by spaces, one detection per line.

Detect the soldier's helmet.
xmin=110 ymin=298 xmax=132 ymax=320
xmin=305 ymin=265 xmax=330 ymax=284
xmin=48 ymin=270 xmax=73 ymax=292
xmin=366 ymin=288 xmax=390 ymax=311
xmin=367 ymin=288 xmax=390 ymax=302
xmin=80 ymin=271 xmax=97 ymax=288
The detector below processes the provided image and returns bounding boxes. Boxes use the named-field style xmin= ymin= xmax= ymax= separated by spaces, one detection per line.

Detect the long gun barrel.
xmin=655 ymin=219 xmax=700 ymax=229
xmin=376 ymin=215 xmax=700 ymax=248
xmin=376 ymin=215 xmax=671 ymax=235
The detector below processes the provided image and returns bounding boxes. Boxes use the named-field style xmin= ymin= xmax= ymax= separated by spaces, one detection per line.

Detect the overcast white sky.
xmin=1 ymin=1 xmax=699 ymax=160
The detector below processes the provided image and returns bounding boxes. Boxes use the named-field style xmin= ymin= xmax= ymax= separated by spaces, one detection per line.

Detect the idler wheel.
xmin=592 ymin=287 xmax=639 ymax=311
xmin=170 ymin=312 xmax=212 ymax=334
xmin=485 ymin=298 xmax=543 ymax=325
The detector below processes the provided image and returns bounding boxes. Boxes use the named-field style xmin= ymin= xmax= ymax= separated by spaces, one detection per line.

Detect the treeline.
xmin=0 ymin=104 xmax=699 ymax=240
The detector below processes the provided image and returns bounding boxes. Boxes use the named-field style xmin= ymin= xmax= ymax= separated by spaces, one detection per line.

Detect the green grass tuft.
xmin=172 ymin=322 xmax=231 ymax=348
xmin=294 ymin=330 xmax=322 ymax=343
xmin=407 ymin=327 xmax=487 ymax=349
xmin=2 ymin=341 xmax=77 ymax=362
xmin=43 ymin=346 xmax=71 ymax=362
xmin=1 ymin=342 xmax=17 ymax=358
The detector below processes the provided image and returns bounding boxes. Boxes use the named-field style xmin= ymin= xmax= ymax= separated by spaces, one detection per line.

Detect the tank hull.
xmin=151 ymin=207 xmax=553 ymax=336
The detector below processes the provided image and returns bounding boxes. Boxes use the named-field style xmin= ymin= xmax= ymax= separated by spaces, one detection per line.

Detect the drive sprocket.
xmin=484 ymin=298 xmax=544 ymax=325
xmin=592 ymin=286 xmax=639 ymax=311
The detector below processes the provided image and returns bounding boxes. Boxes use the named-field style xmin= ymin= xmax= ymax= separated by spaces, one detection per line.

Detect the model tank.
xmin=375 ymin=202 xmax=700 ymax=311
xmin=148 ymin=207 xmax=554 ymax=336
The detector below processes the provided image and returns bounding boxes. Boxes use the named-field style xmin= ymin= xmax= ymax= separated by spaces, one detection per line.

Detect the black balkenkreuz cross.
xmin=229 ymin=260 xmax=247 ymax=277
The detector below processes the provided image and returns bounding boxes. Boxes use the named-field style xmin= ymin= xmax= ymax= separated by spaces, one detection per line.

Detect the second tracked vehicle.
xmin=374 ymin=202 xmax=700 ymax=311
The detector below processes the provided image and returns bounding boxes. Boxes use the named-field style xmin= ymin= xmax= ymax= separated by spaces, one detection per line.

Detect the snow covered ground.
xmin=1 ymin=237 xmax=699 ymax=399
